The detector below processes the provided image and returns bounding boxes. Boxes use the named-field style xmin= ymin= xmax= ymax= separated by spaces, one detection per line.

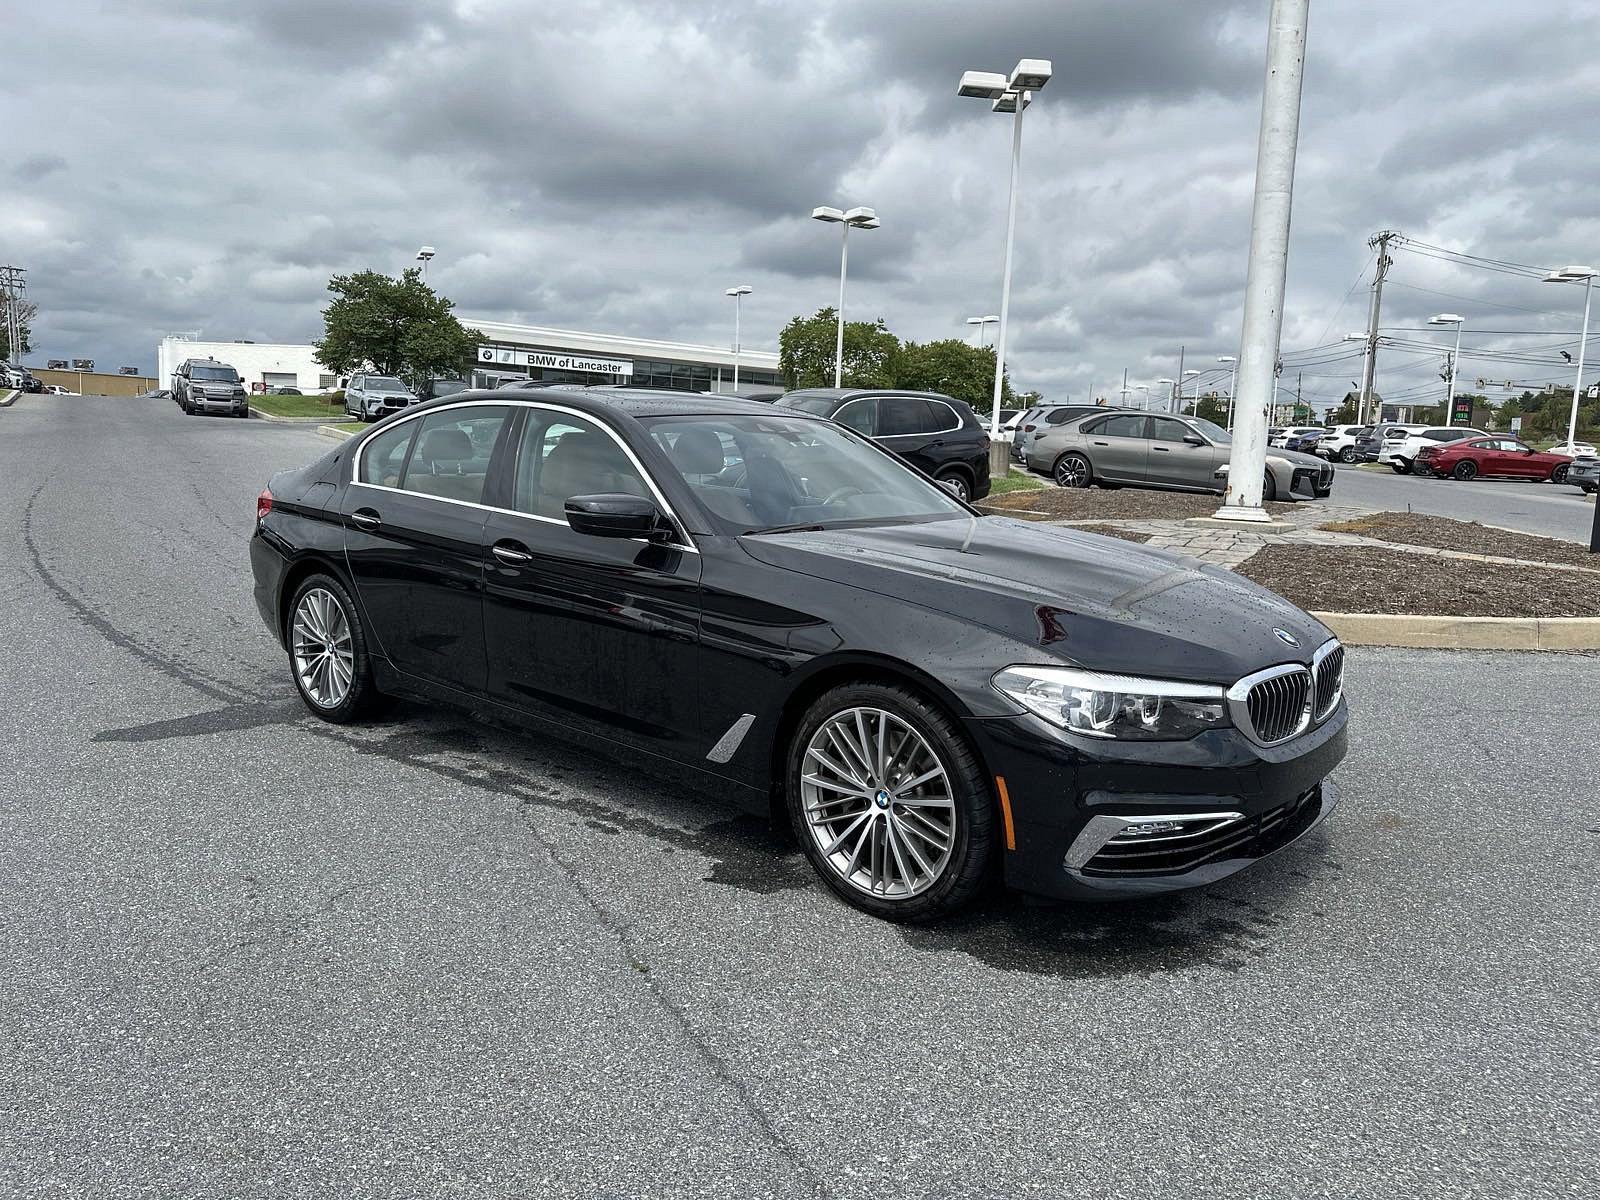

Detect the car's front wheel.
xmin=287 ymin=574 xmax=382 ymax=722
xmin=1053 ymin=452 xmax=1092 ymax=488
xmin=786 ymin=683 xmax=997 ymax=922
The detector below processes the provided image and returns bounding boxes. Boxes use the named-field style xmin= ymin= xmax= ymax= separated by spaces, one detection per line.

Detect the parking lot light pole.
xmin=1428 ymin=314 xmax=1464 ymax=425
xmin=1218 ymin=355 xmax=1238 ymax=427
xmin=415 ymin=246 xmax=435 ymax=282
xmin=1134 ymin=384 xmax=1151 ymax=410
xmin=1215 ymin=0 xmax=1310 ymax=524
xmin=812 ymin=206 xmax=879 ymax=388
xmin=959 ymin=58 xmax=1052 ymax=467
xmin=724 ymin=286 xmax=753 ymax=389
xmin=1156 ymin=378 xmax=1176 ymax=411
xmin=966 ymin=314 xmax=999 ymax=346
xmin=1181 ymin=369 xmax=1200 ymax=412
xmin=1543 ymin=266 xmax=1596 ymax=452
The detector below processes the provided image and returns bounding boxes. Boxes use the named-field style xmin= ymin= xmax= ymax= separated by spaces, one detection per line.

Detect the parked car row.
xmin=4 ymin=363 xmax=46 ymax=392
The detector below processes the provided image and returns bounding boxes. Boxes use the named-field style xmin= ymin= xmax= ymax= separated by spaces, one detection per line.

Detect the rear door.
xmin=480 ymin=405 xmax=703 ymax=753
xmin=1146 ymin=416 xmax=1217 ymax=488
xmin=1082 ymin=413 xmax=1151 ymax=481
xmin=341 ymin=403 xmax=513 ymax=693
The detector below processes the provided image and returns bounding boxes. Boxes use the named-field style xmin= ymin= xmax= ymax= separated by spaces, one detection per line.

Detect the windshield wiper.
xmin=745 ymin=522 xmax=828 ymax=536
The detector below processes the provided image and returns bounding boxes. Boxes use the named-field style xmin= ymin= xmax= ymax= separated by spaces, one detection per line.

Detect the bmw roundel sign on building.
xmin=478 ymin=345 xmax=634 ymax=377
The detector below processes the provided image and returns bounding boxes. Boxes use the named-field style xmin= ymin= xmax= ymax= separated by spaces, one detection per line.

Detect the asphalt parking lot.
xmin=1326 ymin=462 xmax=1595 ymax=542
xmin=2 ymin=394 xmax=1596 ymax=1199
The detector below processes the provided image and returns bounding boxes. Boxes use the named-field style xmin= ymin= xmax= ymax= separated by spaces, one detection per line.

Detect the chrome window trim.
xmin=874 ymin=397 xmax=964 ymax=439
xmin=1226 ymin=661 xmax=1314 ymax=747
xmin=348 ymin=398 xmax=699 ymax=554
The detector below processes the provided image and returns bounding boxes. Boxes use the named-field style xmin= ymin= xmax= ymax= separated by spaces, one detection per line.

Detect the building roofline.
xmin=465 ymin=318 xmax=780 ymax=370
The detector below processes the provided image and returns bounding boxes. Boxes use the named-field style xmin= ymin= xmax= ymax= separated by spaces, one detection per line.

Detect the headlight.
xmin=992 ymin=665 xmax=1229 ymax=740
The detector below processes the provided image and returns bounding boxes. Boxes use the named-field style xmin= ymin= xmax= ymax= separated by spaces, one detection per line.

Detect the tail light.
xmin=256 ymin=488 xmax=273 ymax=524
xmin=980 ymin=435 xmax=991 ymax=452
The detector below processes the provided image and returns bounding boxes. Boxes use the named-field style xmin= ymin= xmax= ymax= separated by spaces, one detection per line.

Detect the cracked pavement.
xmin=1 ymin=394 xmax=1595 ymax=1198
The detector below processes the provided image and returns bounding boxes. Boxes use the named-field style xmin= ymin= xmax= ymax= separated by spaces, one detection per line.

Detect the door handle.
xmin=351 ymin=509 xmax=381 ymax=530
xmin=491 ymin=541 xmax=533 ymax=565
xmin=1092 ymin=440 xmax=1110 ymax=447
xmin=1152 ymin=446 xmax=1171 ymax=453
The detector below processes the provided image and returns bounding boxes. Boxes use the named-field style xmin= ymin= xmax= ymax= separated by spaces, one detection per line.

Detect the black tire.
xmin=935 ymin=469 xmax=972 ymax=503
xmin=1053 ymin=452 xmax=1093 ymax=489
xmin=1582 ymin=483 xmax=1596 ymax=494
xmin=1263 ymin=470 xmax=1278 ymax=502
xmin=285 ymin=573 xmax=383 ymax=723
xmin=1339 ymin=446 xmax=1357 ymax=463
xmin=1390 ymin=459 xmax=1411 ymax=475
xmin=1551 ymin=464 xmax=1569 ymax=484
xmin=1453 ymin=460 xmax=1478 ymax=481
xmin=785 ymin=682 xmax=997 ymax=922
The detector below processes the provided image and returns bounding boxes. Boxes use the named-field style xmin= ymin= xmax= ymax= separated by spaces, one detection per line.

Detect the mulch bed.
xmin=1321 ymin=511 xmax=1595 ymax=568
xmin=1237 ymin=545 xmax=1600 ymax=617
xmin=982 ymin=485 xmax=1295 ymax=522
xmin=1068 ymin=524 xmax=1154 ymax=544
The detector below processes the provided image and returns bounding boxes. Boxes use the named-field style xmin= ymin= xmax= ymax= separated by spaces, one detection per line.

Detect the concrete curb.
xmin=250 ymin=406 xmax=343 ymax=423
xmin=318 ymin=425 xmax=356 ymax=442
xmin=0 ymin=389 xmax=19 ymax=407
xmin=1313 ymin=611 xmax=1600 ymax=651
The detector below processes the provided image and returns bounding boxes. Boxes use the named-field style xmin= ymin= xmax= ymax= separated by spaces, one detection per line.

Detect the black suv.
xmin=775 ymin=388 xmax=991 ymax=502
xmin=172 ymin=358 xmax=248 ymax=417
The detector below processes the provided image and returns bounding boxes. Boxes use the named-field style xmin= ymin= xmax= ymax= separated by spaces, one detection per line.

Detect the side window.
xmin=360 ymin=420 xmax=418 ymax=488
xmin=514 ymin=411 xmax=650 ymax=519
xmin=834 ymin=397 xmax=878 ymax=435
xmin=879 ymin=396 xmax=940 ymax=436
xmin=397 ymin=406 xmax=509 ymax=505
xmin=1095 ymin=414 xmax=1149 ymax=438
xmin=1149 ymin=417 xmax=1193 ymax=444
xmin=1045 ymin=408 xmax=1076 ymax=425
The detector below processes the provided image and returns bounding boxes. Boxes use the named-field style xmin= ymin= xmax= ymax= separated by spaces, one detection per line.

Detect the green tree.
xmin=778 ymin=308 xmax=899 ymax=389
xmin=1 ymin=294 xmax=36 ymax=359
xmin=895 ymin=338 xmax=1015 ymax=411
xmin=1192 ymin=392 xmax=1229 ymax=425
xmin=313 ymin=268 xmax=481 ymax=388
xmin=1014 ymin=389 xmax=1045 ymax=408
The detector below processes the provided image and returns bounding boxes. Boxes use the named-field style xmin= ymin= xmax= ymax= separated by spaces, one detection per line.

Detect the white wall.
xmin=156 ymin=339 xmax=333 ymax=392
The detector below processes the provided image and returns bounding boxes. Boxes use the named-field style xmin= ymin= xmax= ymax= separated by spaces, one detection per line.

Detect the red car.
xmin=1417 ymin=437 xmax=1574 ymax=483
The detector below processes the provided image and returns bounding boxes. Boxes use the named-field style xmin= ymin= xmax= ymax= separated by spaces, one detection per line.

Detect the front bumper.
xmin=192 ymin=394 xmax=247 ymax=413
xmin=968 ymin=702 xmax=1348 ymax=900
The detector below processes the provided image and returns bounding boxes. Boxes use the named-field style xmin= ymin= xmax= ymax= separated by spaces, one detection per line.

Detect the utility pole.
xmin=1174 ymin=345 xmax=1185 ymax=413
xmin=1119 ymin=368 xmax=1129 ymax=403
xmin=1215 ymin=0 xmax=1310 ymax=522
xmin=1358 ymin=231 xmax=1395 ymax=425
xmin=0 ymin=265 xmax=26 ymax=362
xmin=1296 ymin=371 xmax=1303 ymax=420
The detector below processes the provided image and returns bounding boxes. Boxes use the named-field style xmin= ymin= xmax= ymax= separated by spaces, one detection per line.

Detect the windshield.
xmin=368 ymin=376 xmax=408 ymax=391
xmin=191 ymin=366 xmax=238 ymax=381
xmin=641 ymin=413 xmax=969 ymax=535
xmin=1189 ymin=416 xmax=1231 ymax=444
xmin=776 ymin=394 xmax=843 ymax=417
xmin=430 ymin=379 xmax=468 ymax=396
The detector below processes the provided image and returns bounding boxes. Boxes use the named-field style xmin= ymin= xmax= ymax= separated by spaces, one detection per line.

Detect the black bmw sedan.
xmin=251 ymin=386 xmax=1346 ymax=921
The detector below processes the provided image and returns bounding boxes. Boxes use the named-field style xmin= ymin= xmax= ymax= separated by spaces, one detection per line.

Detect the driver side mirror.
xmin=1183 ymin=433 xmax=1205 ymax=446
xmin=565 ymin=493 xmax=669 ymax=540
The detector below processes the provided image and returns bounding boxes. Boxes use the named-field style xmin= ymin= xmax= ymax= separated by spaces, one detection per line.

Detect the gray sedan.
xmin=1566 ymin=456 xmax=1599 ymax=494
xmin=1025 ymin=410 xmax=1335 ymax=502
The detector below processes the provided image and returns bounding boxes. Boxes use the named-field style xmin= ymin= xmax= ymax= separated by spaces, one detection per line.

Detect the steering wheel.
xmin=821 ymin=485 xmax=865 ymax=505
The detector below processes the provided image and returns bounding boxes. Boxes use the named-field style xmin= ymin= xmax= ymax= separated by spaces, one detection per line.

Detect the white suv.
xmin=1317 ymin=425 xmax=1369 ymax=463
xmin=344 ymin=373 xmax=419 ymax=422
xmin=1381 ymin=426 xmax=1487 ymax=474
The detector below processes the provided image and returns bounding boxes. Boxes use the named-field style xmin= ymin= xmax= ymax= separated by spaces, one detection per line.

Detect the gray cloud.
xmin=3 ymin=0 xmax=1598 ymax=413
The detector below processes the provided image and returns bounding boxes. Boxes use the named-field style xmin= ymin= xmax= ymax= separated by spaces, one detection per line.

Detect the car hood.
xmin=1271 ymin=447 xmax=1326 ymax=469
xmin=739 ymin=516 xmax=1331 ymax=684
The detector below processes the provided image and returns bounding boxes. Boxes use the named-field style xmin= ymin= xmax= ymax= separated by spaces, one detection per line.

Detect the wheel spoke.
xmin=831 ymin=721 xmax=875 ymax=786
xmin=891 ymin=813 xmax=936 ymax=879
xmin=883 ymin=816 xmax=915 ymax=892
xmin=802 ymin=773 xmax=871 ymax=800
xmin=852 ymin=710 xmax=876 ymax=782
xmin=895 ymin=765 xmax=946 ymax=795
xmin=820 ymin=810 xmax=871 ymax=856
xmin=895 ymin=791 xmax=953 ymax=810
xmin=807 ymin=744 xmax=866 ymax=790
xmin=896 ymin=807 xmax=952 ymax=854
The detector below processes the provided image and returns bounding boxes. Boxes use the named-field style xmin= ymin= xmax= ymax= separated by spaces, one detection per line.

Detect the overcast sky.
xmin=8 ymin=0 xmax=1600 ymax=409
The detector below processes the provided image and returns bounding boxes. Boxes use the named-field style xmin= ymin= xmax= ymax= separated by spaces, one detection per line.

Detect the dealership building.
xmin=157 ymin=320 xmax=781 ymax=395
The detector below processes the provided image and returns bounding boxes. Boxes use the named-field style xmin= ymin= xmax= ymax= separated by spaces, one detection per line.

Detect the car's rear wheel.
xmin=1390 ymin=459 xmax=1411 ymax=475
xmin=1453 ymin=460 xmax=1478 ymax=481
xmin=1053 ymin=452 xmax=1092 ymax=488
xmin=1339 ymin=447 xmax=1357 ymax=463
xmin=287 ymin=574 xmax=382 ymax=723
xmin=1551 ymin=464 xmax=1569 ymax=484
xmin=787 ymin=683 xmax=996 ymax=922
xmin=935 ymin=469 xmax=971 ymax=502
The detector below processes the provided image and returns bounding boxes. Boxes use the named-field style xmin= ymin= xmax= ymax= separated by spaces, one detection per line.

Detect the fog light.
xmin=1112 ymin=820 xmax=1186 ymax=839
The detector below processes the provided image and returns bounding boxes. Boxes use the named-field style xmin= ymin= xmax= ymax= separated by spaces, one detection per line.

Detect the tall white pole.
xmin=1445 ymin=322 xmax=1462 ymax=424
xmin=1567 ymin=277 xmax=1592 ymax=448
xmin=1215 ymin=0 xmax=1309 ymax=522
xmin=1227 ymin=360 xmax=1239 ymax=429
xmin=732 ymin=293 xmax=743 ymax=389
xmin=834 ymin=224 xmax=850 ymax=388
xmin=989 ymin=100 xmax=1025 ymax=440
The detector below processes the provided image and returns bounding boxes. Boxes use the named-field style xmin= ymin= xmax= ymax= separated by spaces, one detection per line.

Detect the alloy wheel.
xmin=799 ymin=707 xmax=956 ymax=900
xmin=291 ymin=587 xmax=355 ymax=708
xmin=940 ymin=474 xmax=970 ymax=502
xmin=1054 ymin=454 xmax=1089 ymax=488
xmin=1552 ymin=464 xmax=1569 ymax=484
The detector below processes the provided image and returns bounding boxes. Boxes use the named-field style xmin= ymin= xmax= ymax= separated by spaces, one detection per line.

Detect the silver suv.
xmin=172 ymin=358 xmax=248 ymax=417
xmin=344 ymin=373 xmax=419 ymax=422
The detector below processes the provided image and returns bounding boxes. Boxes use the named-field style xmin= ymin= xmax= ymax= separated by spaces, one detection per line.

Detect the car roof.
xmin=406 ymin=385 xmax=798 ymax=422
xmin=779 ymin=387 xmax=963 ymax=403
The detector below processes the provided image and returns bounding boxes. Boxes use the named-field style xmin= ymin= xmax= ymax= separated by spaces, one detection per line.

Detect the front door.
xmin=341 ymin=404 xmax=513 ymax=694
xmin=1147 ymin=416 xmax=1222 ymax=489
xmin=1083 ymin=413 xmax=1151 ymax=481
xmin=481 ymin=406 xmax=704 ymax=755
